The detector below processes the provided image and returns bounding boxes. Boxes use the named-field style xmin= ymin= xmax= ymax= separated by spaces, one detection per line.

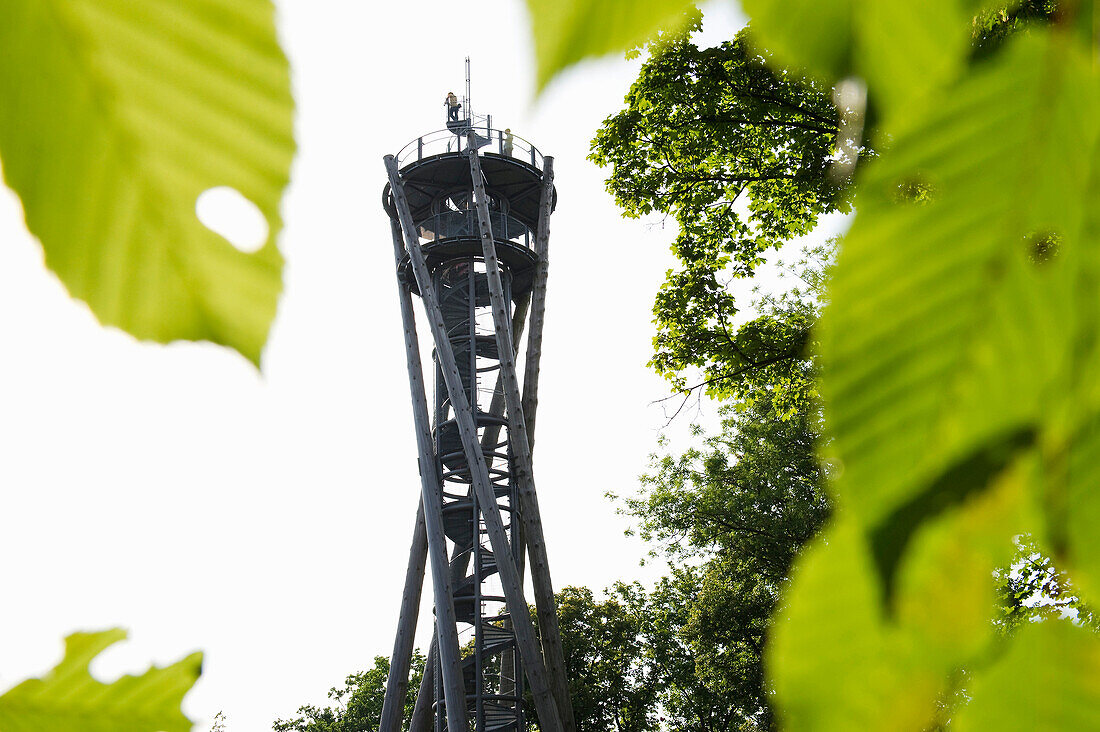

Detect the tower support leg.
xmin=409 ymin=637 xmax=436 ymax=732
xmin=385 ymin=155 xmax=564 ymax=732
xmin=378 ymin=500 xmax=428 ymax=732
xmin=479 ymin=294 xmax=530 ymax=460
xmin=523 ymin=157 xmax=556 ymax=452
xmin=466 ymin=146 xmax=575 ymax=732
xmin=385 ymin=216 xmax=468 ymax=732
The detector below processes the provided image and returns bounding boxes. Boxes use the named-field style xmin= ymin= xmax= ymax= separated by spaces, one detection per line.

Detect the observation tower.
xmin=378 ymin=77 xmax=575 ymax=732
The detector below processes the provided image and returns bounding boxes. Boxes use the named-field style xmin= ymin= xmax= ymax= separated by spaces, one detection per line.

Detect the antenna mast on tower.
xmin=465 ymin=56 xmax=472 ymax=121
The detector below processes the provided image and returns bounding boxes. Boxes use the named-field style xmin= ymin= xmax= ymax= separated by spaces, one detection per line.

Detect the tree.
xmin=273 ymin=653 xmax=425 ymax=732
xmin=589 ymin=16 xmax=848 ymax=400
xmin=586 ymin=20 xmax=839 ymax=726
xmin=994 ymin=538 xmax=1098 ymax=635
xmin=621 ymin=327 xmax=828 ymax=730
xmin=548 ymin=586 xmax=660 ymax=732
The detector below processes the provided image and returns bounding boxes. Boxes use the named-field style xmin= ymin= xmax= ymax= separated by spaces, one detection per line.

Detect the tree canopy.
xmin=590 ymin=16 xmax=847 ymax=399
xmin=272 ymin=653 xmax=424 ymax=732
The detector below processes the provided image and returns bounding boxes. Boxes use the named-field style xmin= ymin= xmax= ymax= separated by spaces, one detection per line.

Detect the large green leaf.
xmin=954 ymin=621 xmax=1100 ymax=730
xmin=0 ymin=629 xmax=202 ymax=731
xmin=819 ymin=31 xmax=1098 ymax=530
xmin=739 ymin=0 xmax=853 ymax=80
xmin=741 ymin=0 xmax=969 ymax=125
xmin=0 ymin=0 xmax=294 ymax=365
xmin=770 ymin=459 xmax=1034 ymax=730
xmin=1063 ymin=154 xmax=1100 ymax=602
xmin=771 ymin=28 xmax=1100 ymax=730
xmin=526 ymin=0 xmax=695 ymax=91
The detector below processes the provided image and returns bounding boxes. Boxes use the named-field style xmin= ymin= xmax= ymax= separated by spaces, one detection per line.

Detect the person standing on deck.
xmin=446 ymin=91 xmax=461 ymax=121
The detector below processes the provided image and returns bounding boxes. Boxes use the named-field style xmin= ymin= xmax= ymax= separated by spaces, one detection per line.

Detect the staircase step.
xmin=479 ymin=550 xmax=499 ymax=578
xmin=442 ymin=501 xmax=474 ymax=546
xmin=481 ymin=622 xmax=514 ymax=652
xmin=483 ymin=702 xmax=520 ymax=732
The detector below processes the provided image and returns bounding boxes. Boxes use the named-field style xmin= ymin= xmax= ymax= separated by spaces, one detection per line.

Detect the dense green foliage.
xmin=584 ymin=13 xmax=838 ymax=729
xmin=0 ymin=629 xmax=202 ymax=731
xmin=615 ymin=290 xmax=828 ymax=730
xmin=585 ymin=2 xmax=1100 ymax=729
xmin=588 ymin=24 xmax=839 ymax=721
xmin=0 ymin=0 xmax=294 ymax=364
xmin=552 ymin=586 xmax=658 ymax=732
xmin=741 ymin=1 xmax=1100 ymax=728
xmin=590 ymin=19 xmax=845 ymax=399
xmin=273 ymin=653 xmax=424 ymax=732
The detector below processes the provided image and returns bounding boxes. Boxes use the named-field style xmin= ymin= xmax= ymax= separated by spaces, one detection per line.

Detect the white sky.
xmin=0 ymin=2 xmax=846 ymax=729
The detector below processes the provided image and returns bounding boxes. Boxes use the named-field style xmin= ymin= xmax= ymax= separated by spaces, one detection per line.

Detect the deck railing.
xmin=414 ymin=210 xmax=533 ymax=250
xmin=396 ymin=126 xmax=544 ymax=170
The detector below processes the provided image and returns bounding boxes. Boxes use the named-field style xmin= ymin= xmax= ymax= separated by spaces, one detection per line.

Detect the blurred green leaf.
xmin=954 ymin=621 xmax=1100 ymax=730
xmin=742 ymin=0 xmax=969 ymax=124
xmin=0 ymin=629 xmax=202 ymax=731
xmin=771 ymin=456 xmax=1034 ymax=730
xmin=819 ymin=31 xmax=1098 ymax=528
xmin=768 ymin=516 xmax=914 ymax=730
xmin=526 ymin=0 xmax=695 ymax=91
xmin=739 ymin=0 xmax=853 ymax=81
xmin=0 ymin=0 xmax=295 ymax=365
xmin=854 ymin=0 xmax=969 ymax=122
xmin=771 ymin=27 xmax=1100 ymax=731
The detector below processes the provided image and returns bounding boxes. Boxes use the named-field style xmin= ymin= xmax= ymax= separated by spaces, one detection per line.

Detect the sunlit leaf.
xmin=742 ymin=0 xmax=969 ymax=123
xmin=768 ymin=516 xmax=923 ymax=730
xmin=954 ymin=621 xmax=1100 ymax=730
xmin=740 ymin=0 xmax=853 ymax=80
xmin=0 ymin=0 xmax=295 ymax=365
xmin=772 ymin=27 xmax=1100 ymax=731
xmin=854 ymin=0 xmax=969 ymax=123
xmin=526 ymin=0 xmax=695 ymax=91
xmin=820 ymin=32 xmax=1098 ymax=528
xmin=771 ymin=457 xmax=1034 ymax=730
xmin=0 ymin=629 xmax=202 ymax=731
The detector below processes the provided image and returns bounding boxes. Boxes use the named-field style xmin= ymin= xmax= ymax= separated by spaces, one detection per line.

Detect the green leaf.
xmin=742 ymin=0 xmax=969 ymax=123
xmin=771 ymin=28 xmax=1100 ymax=730
xmin=954 ymin=621 xmax=1100 ymax=730
xmin=820 ymin=31 xmax=1099 ymax=529
xmin=0 ymin=629 xmax=202 ymax=731
xmin=741 ymin=0 xmax=853 ymax=80
xmin=770 ymin=457 xmax=1033 ymax=730
xmin=526 ymin=0 xmax=695 ymax=91
xmin=769 ymin=516 xmax=913 ymax=730
xmin=0 ymin=0 xmax=295 ymax=365
xmin=854 ymin=0 xmax=969 ymax=123
xmin=869 ymin=427 xmax=1034 ymax=607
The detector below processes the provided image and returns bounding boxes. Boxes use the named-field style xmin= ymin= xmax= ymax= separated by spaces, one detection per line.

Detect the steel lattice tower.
xmin=377 ymin=97 xmax=575 ymax=732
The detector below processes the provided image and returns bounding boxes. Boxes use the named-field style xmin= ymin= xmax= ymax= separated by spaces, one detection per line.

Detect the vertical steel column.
xmin=385 ymin=216 xmax=469 ymax=732
xmin=466 ymin=143 xmax=576 ymax=732
xmin=385 ymin=155 xmax=564 ymax=732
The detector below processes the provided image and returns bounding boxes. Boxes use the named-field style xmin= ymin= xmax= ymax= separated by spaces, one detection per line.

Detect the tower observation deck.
xmin=379 ymin=104 xmax=574 ymax=732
